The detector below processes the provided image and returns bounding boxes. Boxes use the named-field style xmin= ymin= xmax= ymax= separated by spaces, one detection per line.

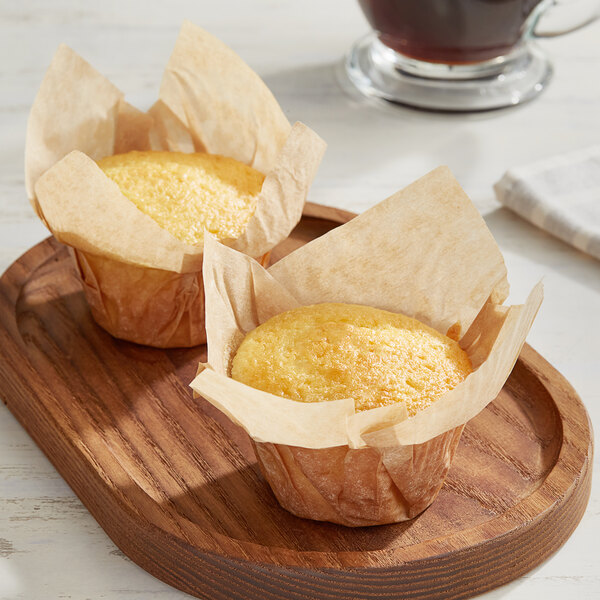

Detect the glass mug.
xmin=346 ymin=0 xmax=597 ymax=111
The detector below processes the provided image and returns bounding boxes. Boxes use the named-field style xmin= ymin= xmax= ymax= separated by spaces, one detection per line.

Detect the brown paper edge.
xmin=26 ymin=25 xmax=324 ymax=273
xmin=190 ymin=167 xmax=543 ymax=449
xmin=158 ymin=20 xmax=291 ymax=174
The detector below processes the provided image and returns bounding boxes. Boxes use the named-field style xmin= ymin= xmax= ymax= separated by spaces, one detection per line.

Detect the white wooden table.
xmin=1 ymin=1 xmax=599 ymax=598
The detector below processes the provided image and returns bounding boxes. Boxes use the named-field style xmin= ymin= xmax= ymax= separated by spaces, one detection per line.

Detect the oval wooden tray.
xmin=0 ymin=203 xmax=593 ymax=600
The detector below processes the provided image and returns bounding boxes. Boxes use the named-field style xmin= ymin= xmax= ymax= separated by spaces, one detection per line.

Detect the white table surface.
xmin=1 ymin=1 xmax=599 ymax=599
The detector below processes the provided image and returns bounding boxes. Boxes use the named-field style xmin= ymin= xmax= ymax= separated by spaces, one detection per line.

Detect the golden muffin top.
xmin=231 ymin=303 xmax=472 ymax=415
xmin=97 ymin=151 xmax=265 ymax=245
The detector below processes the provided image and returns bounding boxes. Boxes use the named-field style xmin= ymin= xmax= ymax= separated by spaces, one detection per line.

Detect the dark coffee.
xmin=358 ymin=0 xmax=544 ymax=64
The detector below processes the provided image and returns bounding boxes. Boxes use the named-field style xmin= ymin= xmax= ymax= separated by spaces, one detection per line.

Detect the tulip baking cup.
xmin=25 ymin=22 xmax=325 ymax=347
xmin=190 ymin=167 xmax=542 ymax=527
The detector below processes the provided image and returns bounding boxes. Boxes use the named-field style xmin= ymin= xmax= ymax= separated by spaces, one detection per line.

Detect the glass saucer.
xmin=345 ymin=31 xmax=553 ymax=112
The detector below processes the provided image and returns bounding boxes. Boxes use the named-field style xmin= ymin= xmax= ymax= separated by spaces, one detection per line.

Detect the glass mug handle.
xmin=534 ymin=0 xmax=600 ymax=36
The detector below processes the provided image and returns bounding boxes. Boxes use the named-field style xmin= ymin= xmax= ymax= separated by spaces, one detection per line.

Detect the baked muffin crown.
xmin=232 ymin=302 xmax=472 ymax=415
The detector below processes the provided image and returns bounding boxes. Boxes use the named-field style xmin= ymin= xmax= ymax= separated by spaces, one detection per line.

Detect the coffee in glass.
xmin=346 ymin=0 xmax=555 ymax=110
xmin=359 ymin=0 xmax=544 ymax=64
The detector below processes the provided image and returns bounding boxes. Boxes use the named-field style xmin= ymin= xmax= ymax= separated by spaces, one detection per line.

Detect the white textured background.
xmin=1 ymin=1 xmax=599 ymax=598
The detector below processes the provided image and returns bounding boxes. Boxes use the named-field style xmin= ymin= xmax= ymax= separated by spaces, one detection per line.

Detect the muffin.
xmin=97 ymin=151 xmax=266 ymax=246
xmin=230 ymin=303 xmax=473 ymax=525
xmin=70 ymin=149 xmax=270 ymax=347
xmin=232 ymin=303 xmax=472 ymax=414
xmin=190 ymin=166 xmax=543 ymax=527
xmin=25 ymin=22 xmax=326 ymax=347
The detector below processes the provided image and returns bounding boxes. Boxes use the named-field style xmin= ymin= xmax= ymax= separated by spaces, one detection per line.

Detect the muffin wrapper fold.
xmin=190 ymin=166 xmax=543 ymax=525
xmin=72 ymin=248 xmax=271 ymax=348
xmin=24 ymin=21 xmax=325 ymax=346
xmin=252 ymin=426 xmax=464 ymax=527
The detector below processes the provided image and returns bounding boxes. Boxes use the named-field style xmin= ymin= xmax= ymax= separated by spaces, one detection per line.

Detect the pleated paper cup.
xmin=190 ymin=167 xmax=543 ymax=526
xmin=25 ymin=22 xmax=325 ymax=347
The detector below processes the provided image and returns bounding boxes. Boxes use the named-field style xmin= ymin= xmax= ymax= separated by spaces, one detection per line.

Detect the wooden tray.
xmin=0 ymin=203 xmax=593 ymax=600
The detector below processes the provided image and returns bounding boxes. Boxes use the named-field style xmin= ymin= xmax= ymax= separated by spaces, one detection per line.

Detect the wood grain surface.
xmin=0 ymin=203 xmax=593 ymax=600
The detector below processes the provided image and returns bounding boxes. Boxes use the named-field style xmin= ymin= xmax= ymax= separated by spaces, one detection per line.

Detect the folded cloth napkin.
xmin=494 ymin=146 xmax=600 ymax=261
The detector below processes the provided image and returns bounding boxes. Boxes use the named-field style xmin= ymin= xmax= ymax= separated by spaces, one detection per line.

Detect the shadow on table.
xmin=262 ymin=59 xmax=529 ymax=122
xmin=483 ymin=207 xmax=600 ymax=293
xmin=260 ymin=61 xmax=520 ymax=198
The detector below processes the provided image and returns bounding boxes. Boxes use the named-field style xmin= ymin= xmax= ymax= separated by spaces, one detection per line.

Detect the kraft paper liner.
xmin=252 ymin=426 xmax=464 ymax=526
xmin=267 ymin=164 xmax=511 ymax=336
xmin=24 ymin=22 xmax=324 ymax=347
xmin=24 ymin=43 xmax=123 ymax=220
xmin=189 ymin=166 xmax=543 ymax=525
xmin=192 ymin=166 xmax=543 ymax=449
xmin=192 ymin=284 xmax=540 ymax=449
xmin=159 ymin=22 xmax=291 ymax=174
xmin=25 ymin=21 xmax=325 ymax=272
xmin=32 ymin=119 xmax=324 ymax=273
xmin=72 ymin=248 xmax=272 ymax=348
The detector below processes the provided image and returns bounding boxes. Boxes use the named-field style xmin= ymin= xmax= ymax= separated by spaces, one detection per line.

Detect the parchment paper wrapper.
xmin=24 ymin=21 xmax=326 ymax=347
xmin=190 ymin=166 xmax=543 ymax=526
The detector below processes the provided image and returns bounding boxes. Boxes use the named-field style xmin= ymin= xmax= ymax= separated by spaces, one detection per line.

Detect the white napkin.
xmin=494 ymin=146 xmax=600 ymax=261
